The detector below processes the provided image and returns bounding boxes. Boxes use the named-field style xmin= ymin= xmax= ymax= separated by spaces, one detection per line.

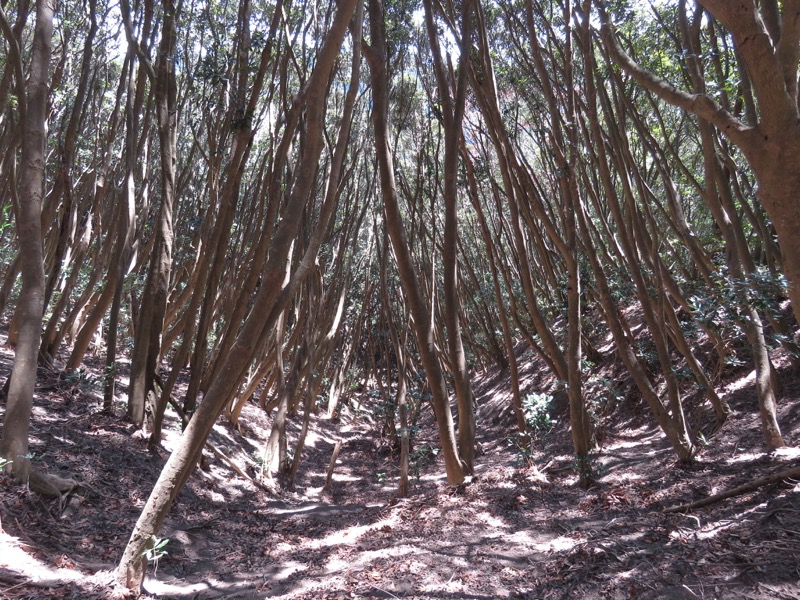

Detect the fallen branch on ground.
xmin=206 ymin=443 xmax=260 ymax=487
xmin=323 ymin=440 xmax=342 ymax=493
xmin=664 ymin=464 xmax=800 ymax=513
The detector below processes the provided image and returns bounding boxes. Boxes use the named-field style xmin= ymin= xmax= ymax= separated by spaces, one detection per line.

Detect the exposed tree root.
xmin=664 ymin=465 xmax=800 ymax=513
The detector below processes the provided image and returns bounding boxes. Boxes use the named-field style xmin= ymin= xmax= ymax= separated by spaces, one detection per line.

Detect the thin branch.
xmin=599 ymin=7 xmax=755 ymax=152
xmin=0 ymin=3 xmax=27 ymax=125
xmin=775 ymin=0 xmax=800 ymax=105
xmin=118 ymin=0 xmax=156 ymax=82
xmin=664 ymin=464 xmax=800 ymax=513
xmin=698 ymin=0 xmax=797 ymax=127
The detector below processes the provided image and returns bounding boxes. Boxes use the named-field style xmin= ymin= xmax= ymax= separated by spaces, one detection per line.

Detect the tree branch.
xmin=664 ymin=464 xmax=800 ymax=513
xmin=0 ymin=3 xmax=27 ymax=125
xmin=698 ymin=0 xmax=797 ymax=127
xmin=600 ymin=13 xmax=754 ymax=151
xmin=118 ymin=0 xmax=156 ymax=82
xmin=776 ymin=0 xmax=800 ymax=106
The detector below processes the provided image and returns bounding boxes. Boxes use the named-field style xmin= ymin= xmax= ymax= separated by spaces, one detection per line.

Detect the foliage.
xmin=690 ymin=267 xmax=789 ymax=333
xmin=64 ymin=368 xmax=101 ymax=394
xmin=521 ymin=392 xmax=555 ymax=436
xmin=0 ymin=204 xmax=12 ymax=236
xmin=586 ymin=376 xmax=624 ymax=419
xmin=141 ymin=535 xmax=169 ymax=573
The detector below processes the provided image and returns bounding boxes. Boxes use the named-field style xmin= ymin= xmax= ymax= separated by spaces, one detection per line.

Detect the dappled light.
xmin=1 ymin=0 xmax=800 ymax=597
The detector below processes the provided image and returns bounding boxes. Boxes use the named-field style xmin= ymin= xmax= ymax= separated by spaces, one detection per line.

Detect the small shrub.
xmin=521 ymin=392 xmax=555 ymax=435
xmin=141 ymin=535 xmax=169 ymax=574
xmin=409 ymin=444 xmax=438 ymax=480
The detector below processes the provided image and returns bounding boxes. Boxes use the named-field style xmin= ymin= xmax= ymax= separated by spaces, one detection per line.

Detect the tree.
xmin=365 ymin=0 xmax=466 ymax=485
xmin=601 ymin=0 xmax=800 ymax=333
xmin=601 ymin=0 xmax=787 ymax=449
xmin=120 ymin=0 xmax=179 ymax=427
xmin=114 ymin=0 xmax=359 ymax=588
xmin=0 ymin=0 xmax=53 ymax=482
xmin=422 ymin=0 xmax=478 ymax=473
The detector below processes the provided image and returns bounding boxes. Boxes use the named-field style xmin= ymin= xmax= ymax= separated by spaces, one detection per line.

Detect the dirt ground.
xmin=1 ymin=336 xmax=800 ymax=599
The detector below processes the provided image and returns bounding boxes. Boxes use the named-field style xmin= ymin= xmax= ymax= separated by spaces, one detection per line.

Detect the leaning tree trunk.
xmin=602 ymin=0 xmax=800 ymax=330
xmin=114 ymin=0 xmax=358 ymax=589
xmin=0 ymin=0 xmax=53 ymax=482
xmin=526 ymin=0 xmax=593 ymax=486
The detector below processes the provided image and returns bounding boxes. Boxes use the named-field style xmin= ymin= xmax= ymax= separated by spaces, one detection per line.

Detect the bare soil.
xmin=1 ymin=335 xmax=800 ymax=599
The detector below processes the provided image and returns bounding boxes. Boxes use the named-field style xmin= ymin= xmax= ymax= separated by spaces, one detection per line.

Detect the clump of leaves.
xmin=690 ymin=266 xmax=789 ymax=330
xmin=64 ymin=368 xmax=100 ymax=393
xmin=521 ymin=392 xmax=555 ymax=435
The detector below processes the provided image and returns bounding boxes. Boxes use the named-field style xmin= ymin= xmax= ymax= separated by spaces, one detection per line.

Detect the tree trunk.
xmin=124 ymin=0 xmax=178 ymax=427
xmin=364 ymin=0 xmax=465 ymax=485
xmin=0 ymin=0 xmax=53 ymax=482
xmin=423 ymin=0 xmax=476 ymax=474
xmin=114 ymin=1 xmax=358 ymax=588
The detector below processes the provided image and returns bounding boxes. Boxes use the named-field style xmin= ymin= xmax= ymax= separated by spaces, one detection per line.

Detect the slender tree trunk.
xmin=0 ymin=0 xmax=53 ymax=482
xmin=364 ymin=0 xmax=465 ymax=485
xmin=423 ymin=0 xmax=476 ymax=473
xmin=124 ymin=0 xmax=178 ymax=427
xmin=462 ymin=146 xmax=525 ymax=431
xmin=41 ymin=0 xmax=97 ymax=310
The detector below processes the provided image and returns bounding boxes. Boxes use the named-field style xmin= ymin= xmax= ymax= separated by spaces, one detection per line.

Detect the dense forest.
xmin=1 ymin=0 xmax=800 ymax=597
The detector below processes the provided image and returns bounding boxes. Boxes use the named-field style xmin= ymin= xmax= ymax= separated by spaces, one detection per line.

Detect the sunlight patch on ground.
xmin=303 ymin=429 xmax=321 ymax=449
xmin=144 ymin=574 xmax=258 ymax=597
xmin=271 ymin=559 xmax=308 ymax=581
xmin=724 ymin=369 xmax=756 ymax=393
xmin=326 ymin=472 xmax=362 ymax=482
xmin=324 ymin=544 xmax=419 ymax=574
xmin=772 ymin=446 xmax=800 ymax=460
xmin=475 ymin=510 xmax=509 ymax=530
xmin=210 ymin=422 xmax=237 ymax=444
xmin=270 ymin=502 xmax=330 ymax=516
xmin=501 ymin=530 xmax=580 ymax=553
xmin=418 ymin=569 xmax=478 ymax=596
xmin=31 ymin=406 xmax=49 ymax=418
xmin=494 ymin=479 xmax=519 ymax=489
xmin=603 ymin=438 xmax=657 ymax=451
xmin=723 ymin=445 xmax=800 ymax=464
xmin=667 ymin=501 xmax=770 ymax=542
xmin=725 ymin=451 xmax=764 ymax=464
xmin=300 ymin=485 xmax=325 ymax=500
xmin=0 ymin=532 xmax=84 ymax=587
xmin=418 ymin=471 xmax=448 ymax=483
xmin=615 ymin=567 xmax=644 ymax=580
xmin=696 ymin=506 xmax=767 ymax=540
xmin=617 ymin=531 xmax=646 ymax=543
xmin=602 ymin=471 xmax=644 ymax=482
xmin=52 ymin=434 xmax=76 ymax=446
xmin=308 ymin=515 xmax=396 ymax=551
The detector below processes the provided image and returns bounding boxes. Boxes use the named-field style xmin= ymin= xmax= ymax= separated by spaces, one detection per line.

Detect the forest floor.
xmin=1 ymin=332 xmax=800 ymax=599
